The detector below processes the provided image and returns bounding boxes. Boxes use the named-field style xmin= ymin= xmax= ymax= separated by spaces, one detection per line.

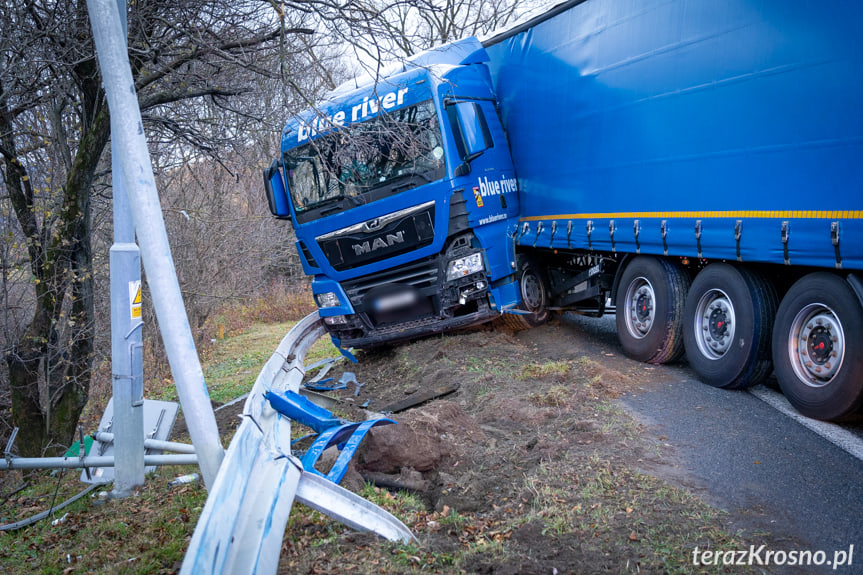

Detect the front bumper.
xmin=317 ymin=251 xmax=497 ymax=348
xmin=334 ymin=298 xmax=497 ymax=348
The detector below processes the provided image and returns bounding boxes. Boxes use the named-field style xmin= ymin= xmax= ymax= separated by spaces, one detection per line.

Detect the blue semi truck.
xmin=265 ymin=0 xmax=863 ymax=421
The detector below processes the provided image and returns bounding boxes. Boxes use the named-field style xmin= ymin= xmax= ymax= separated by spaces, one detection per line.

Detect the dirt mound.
xmin=358 ymin=401 xmax=484 ymax=474
xmin=271 ymin=320 xmax=772 ymax=573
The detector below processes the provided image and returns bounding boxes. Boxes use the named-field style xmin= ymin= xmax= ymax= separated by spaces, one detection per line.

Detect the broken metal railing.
xmin=92 ymin=432 xmax=196 ymax=455
xmin=0 ymin=423 xmax=197 ymax=472
xmin=182 ymin=312 xmax=413 ymax=574
xmin=0 ymin=454 xmax=197 ymax=471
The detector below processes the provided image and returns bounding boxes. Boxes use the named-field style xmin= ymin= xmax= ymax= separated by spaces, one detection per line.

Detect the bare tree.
xmin=0 ymin=0 xmax=320 ymax=457
xmin=1 ymin=0 xmax=491 ymax=457
xmin=154 ymin=151 xmax=298 ymax=332
xmin=346 ymin=0 xmax=553 ymax=62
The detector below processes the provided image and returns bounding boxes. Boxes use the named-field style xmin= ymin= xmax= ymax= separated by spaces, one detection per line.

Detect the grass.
xmin=0 ymin=465 xmax=208 ymax=574
xmin=148 ymin=321 xmax=339 ymax=404
xmin=528 ymin=384 xmax=570 ymax=407
xmin=519 ymin=359 xmax=571 ymax=380
xmin=514 ymin=452 xmax=755 ymax=575
xmin=0 ymin=288 xmax=326 ymax=574
xmin=2 ymin=311 xmax=774 ymax=575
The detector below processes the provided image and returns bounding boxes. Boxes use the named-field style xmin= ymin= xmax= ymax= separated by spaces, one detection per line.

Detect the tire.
xmin=683 ymin=264 xmax=777 ymax=389
xmin=772 ymin=273 xmax=863 ymax=421
xmin=499 ymin=254 xmax=549 ymax=330
xmin=615 ymin=256 xmax=690 ymax=364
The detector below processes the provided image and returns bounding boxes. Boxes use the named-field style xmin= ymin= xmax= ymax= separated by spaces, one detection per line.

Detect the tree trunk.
xmin=7 ymin=347 xmax=49 ymax=456
xmin=3 ymin=100 xmax=108 ymax=458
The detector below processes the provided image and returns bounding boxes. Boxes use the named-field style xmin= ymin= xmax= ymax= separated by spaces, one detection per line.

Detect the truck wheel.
xmin=500 ymin=255 xmax=549 ymax=330
xmin=683 ymin=264 xmax=777 ymax=389
xmin=772 ymin=273 xmax=863 ymax=421
xmin=615 ymin=256 xmax=690 ymax=364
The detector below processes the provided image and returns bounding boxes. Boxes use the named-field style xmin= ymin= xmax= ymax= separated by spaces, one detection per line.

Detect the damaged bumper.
xmin=314 ymin=251 xmax=498 ymax=348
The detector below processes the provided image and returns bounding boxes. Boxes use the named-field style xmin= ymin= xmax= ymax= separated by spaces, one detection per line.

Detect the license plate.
xmin=372 ymin=290 xmax=418 ymax=312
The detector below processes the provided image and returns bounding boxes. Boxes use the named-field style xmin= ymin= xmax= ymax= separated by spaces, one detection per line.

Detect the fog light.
xmin=446 ymin=252 xmax=484 ymax=281
xmin=315 ymin=292 xmax=340 ymax=308
xmin=323 ymin=315 xmax=348 ymax=326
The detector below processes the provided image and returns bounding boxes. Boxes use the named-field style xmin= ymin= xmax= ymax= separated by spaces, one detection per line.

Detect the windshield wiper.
xmin=380 ymin=172 xmax=431 ymax=195
xmin=304 ymin=190 xmax=369 ymax=212
xmin=304 ymin=194 xmax=347 ymax=211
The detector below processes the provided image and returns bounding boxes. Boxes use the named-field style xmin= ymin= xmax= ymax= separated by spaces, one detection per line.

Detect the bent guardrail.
xmin=182 ymin=312 xmax=414 ymax=574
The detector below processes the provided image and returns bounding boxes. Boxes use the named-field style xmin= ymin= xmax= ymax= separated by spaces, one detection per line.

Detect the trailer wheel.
xmin=683 ymin=264 xmax=776 ymax=389
xmin=615 ymin=256 xmax=690 ymax=364
xmin=772 ymin=273 xmax=863 ymax=421
xmin=499 ymin=255 xmax=549 ymax=330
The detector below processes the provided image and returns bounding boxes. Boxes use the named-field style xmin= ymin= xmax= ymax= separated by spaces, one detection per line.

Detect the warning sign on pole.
xmin=129 ymin=280 xmax=142 ymax=320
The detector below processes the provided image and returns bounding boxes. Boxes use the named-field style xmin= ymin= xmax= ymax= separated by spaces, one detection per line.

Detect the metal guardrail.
xmin=84 ymin=2 xmax=413 ymax=568
xmin=182 ymin=312 xmax=414 ymax=574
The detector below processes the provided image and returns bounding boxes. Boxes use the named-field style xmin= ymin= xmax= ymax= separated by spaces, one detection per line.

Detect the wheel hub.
xmin=791 ymin=306 xmax=845 ymax=386
xmin=694 ymin=290 xmax=735 ymax=359
xmin=708 ymin=306 xmax=730 ymax=341
xmin=521 ymin=271 xmax=544 ymax=311
xmin=635 ymin=291 xmax=652 ymax=322
xmin=624 ymin=277 xmax=655 ymax=338
xmin=807 ymin=327 xmax=833 ymax=364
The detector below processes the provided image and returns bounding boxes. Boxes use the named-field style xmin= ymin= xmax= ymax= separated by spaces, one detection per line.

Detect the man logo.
xmin=363 ymin=218 xmax=383 ymax=231
xmin=352 ymin=232 xmax=405 ymax=255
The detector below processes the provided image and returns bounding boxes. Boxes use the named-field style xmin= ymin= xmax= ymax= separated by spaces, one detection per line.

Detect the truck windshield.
xmin=285 ymin=100 xmax=445 ymax=215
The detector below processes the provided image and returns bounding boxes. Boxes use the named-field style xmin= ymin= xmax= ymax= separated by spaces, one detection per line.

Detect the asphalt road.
xmin=558 ymin=313 xmax=863 ymax=574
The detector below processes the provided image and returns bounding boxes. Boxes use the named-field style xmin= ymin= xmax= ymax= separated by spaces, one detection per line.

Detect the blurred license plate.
xmin=372 ymin=290 xmax=418 ymax=312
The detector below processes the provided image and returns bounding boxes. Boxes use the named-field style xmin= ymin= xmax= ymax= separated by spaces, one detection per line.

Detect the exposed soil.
xmin=1 ymin=317 xmax=791 ymax=574
xmin=266 ymin=319 xmax=780 ymax=574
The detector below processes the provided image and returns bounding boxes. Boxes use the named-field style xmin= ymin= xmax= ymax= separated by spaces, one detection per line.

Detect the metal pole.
xmin=94 ymin=432 xmax=196 ymax=455
xmin=87 ymin=0 xmax=224 ymax=489
xmin=108 ymin=0 xmax=146 ymax=499
xmin=0 ymin=454 xmax=198 ymax=471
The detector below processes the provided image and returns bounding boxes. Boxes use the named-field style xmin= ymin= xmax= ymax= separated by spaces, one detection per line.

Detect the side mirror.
xmin=263 ymin=158 xmax=291 ymax=218
xmin=454 ymin=101 xmax=491 ymax=159
xmin=448 ymin=100 xmax=493 ymax=176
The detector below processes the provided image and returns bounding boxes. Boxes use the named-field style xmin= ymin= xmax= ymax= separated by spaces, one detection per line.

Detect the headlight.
xmin=446 ymin=252 xmax=484 ymax=281
xmin=315 ymin=292 xmax=341 ymax=308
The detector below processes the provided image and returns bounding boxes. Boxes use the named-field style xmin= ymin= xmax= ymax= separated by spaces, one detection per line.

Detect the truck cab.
xmin=265 ymin=38 xmax=522 ymax=348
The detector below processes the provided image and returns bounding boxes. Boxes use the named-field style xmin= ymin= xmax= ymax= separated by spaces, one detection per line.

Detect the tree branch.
xmin=139 ymin=86 xmax=245 ymax=111
xmin=134 ymin=27 xmax=313 ymax=93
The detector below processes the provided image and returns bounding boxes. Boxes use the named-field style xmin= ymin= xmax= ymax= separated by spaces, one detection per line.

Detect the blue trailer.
xmin=266 ymin=0 xmax=863 ymax=421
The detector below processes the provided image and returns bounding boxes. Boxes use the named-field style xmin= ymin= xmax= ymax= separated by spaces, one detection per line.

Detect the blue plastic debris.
xmin=338 ymin=372 xmax=358 ymax=385
xmin=265 ymin=388 xmax=395 ymax=484
xmin=301 ymin=418 xmax=395 ymax=483
xmin=265 ymin=390 xmax=341 ymax=433
xmin=337 ymin=372 xmax=366 ymax=396
xmin=303 ymin=378 xmax=347 ymax=392
xmin=330 ymin=336 xmax=358 ymax=363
